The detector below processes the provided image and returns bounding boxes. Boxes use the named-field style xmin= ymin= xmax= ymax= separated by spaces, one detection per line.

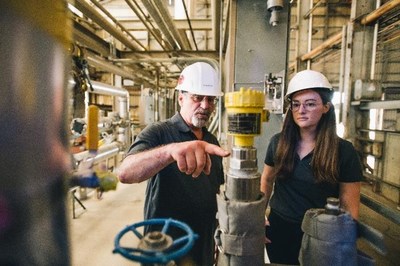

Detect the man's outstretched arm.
xmin=117 ymin=140 xmax=230 ymax=183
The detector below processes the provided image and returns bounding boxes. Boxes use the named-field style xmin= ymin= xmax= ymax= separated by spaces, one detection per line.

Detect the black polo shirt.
xmin=265 ymin=133 xmax=362 ymax=223
xmin=127 ymin=112 xmax=224 ymax=265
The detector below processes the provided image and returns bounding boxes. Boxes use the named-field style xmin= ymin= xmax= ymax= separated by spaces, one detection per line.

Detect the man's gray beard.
xmin=191 ymin=116 xmax=209 ymax=128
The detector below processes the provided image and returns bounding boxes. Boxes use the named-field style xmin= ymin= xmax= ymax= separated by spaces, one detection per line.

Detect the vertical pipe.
xmin=218 ymin=0 xmax=224 ymax=141
xmin=338 ymin=25 xmax=347 ymax=124
xmin=370 ymin=0 xmax=381 ymax=80
xmin=307 ymin=0 xmax=313 ymax=69
xmin=86 ymin=105 xmax=99 ymax=152
xmin=0 ymin=1 xmax=71 ymax=265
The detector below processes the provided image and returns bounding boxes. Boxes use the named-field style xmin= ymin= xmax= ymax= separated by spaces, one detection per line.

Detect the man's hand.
xmin=170 ymin=140 xmax=230 ymax=178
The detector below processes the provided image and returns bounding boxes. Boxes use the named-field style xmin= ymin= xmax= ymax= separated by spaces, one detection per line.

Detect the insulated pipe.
xmin=85 ymin=55 xmax=136 ymax=81
xmin=73 ymin=142 xmax=121 ymax=164
xmin=89 ymin=81 xmax=130 ymax=147
xmin=112 ymin=57 xmax=220 ymax=74
xmin=70 ymin=79 xmax=130 ymax=147
xmin=91 ymin=81 xmax=129 ymax=98
xmin=141 ymin=0 xmax=180 ymax=50
xmin=69 ymin=0 xmax=143 ymax=51
xmin=86 ymin=105 xmax=99 ymax=152
xmin=0 ymin=2 xmax=71 ymax=265
xmin=301 ymin=31 xmax=343 ymax=61
xmin=215 ymin=89 xmax=266 ymax=265
xmin=88 ymin=0 xmax=146 ymax=51
xmin=360 ymin=0 xmax=400 ymax=25
xmin=338 ymin=25 xmax=347 ymax=124
xmin=152 ymin=0 xmax=190 ymax=50
xmin=370 ymin=0 xmax=381 ymax=81
xmin=125 ymin=0 xmax=170 ymax=51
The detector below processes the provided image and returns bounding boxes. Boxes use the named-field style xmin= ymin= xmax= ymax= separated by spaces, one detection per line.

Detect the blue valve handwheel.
xmin=113 ymin=218 xmax=198 ymax=264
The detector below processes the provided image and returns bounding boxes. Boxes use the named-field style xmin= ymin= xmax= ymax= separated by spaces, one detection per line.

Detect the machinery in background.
xmin=69 ymin=105 xmax=118 ymax=197
xmin=215 ymin=88 xmax=267 ymax=265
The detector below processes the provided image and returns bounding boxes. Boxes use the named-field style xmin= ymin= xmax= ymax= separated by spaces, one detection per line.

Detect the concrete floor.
xmin=69 ymin=182 xmax=146 ymax=266
xmin=69 ymin=182 xmax=400 ymax=266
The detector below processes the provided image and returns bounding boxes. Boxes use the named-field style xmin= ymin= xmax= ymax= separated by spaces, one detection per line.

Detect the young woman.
xmin=260 ymin=70 xmax=362 ymax=265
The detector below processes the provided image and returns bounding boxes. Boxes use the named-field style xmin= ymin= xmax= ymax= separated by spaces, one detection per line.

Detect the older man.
xmin=117 ymin=62 xmax=229 ymax=265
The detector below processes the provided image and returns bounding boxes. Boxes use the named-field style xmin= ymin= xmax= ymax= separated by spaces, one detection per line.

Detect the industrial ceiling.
xmin=67 ymin=0 xmax=227 ymax=89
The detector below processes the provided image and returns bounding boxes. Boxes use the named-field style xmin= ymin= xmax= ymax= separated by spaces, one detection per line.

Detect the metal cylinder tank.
xmin=0 ymin=1 xmax=72 ymax=265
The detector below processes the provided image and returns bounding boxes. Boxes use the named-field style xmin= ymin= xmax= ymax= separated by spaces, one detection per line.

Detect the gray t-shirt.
xmin=127 ymin=112 xmax=224 ymax=265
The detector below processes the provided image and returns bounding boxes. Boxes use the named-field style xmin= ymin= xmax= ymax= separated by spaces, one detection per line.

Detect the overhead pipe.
xmin=141 ymin=0 xmax=181 ymax=50
xmin=300 ymin=31 xmax=343 ymax=61
xmin=85 ymin=53 xmax=156 ymax=86
xmin=152 ymin=0 xmax=190 ymax=50
xmin=125 ymin=0 xmax=171 ymax=51
xmin=182 ymin=0 xmax=199 ymax=50
xmin=303 ymin=0 xmax=324 ymax=19
xmin=361 ymin=0 xmax=400 ymax=25
xmin=86 ymin=55 xmax=136 ymax=80
xmin=69 ymin=0 xmax=144 ymax=51
xmin=88 ymin=0 xmax=146 ymax=51
xmin=111 ymin=57 xmax=220 ymax=73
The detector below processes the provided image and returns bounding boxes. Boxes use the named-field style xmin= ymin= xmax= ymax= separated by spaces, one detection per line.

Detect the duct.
xmin=360 ymin=0 xmax=400 ymax=25
xmin=141 ymin=0 xmax=181 ymax=50
xmin=152 ymin=0 xmax=190 ymax=50
xmin=69 ymin=0 xmax=143 ymax=51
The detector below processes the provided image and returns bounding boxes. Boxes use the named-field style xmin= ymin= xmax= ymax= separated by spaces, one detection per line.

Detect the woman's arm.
xmin=260 ymin=164 xmax=276 ymax=206
xmin=339 ymin=182 xmax=361 ymax=220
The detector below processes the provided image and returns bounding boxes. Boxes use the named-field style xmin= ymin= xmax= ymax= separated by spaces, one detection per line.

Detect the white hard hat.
xmin=286 ymin=70 xmax=333 ymax=100
xmin=176 ymin=62 xmax=223 ymax=96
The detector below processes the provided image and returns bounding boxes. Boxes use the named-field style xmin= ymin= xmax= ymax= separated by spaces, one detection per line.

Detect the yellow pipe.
xmin=86 ymin=105 xmax=99 ymax=152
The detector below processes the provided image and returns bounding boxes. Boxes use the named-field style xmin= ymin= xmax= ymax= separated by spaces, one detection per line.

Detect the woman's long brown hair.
xmin=273 ymin=89 xmax=339 ymax=183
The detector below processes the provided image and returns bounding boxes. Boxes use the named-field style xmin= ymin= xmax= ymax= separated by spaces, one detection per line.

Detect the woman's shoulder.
xmin=271 ymin=132 xmax=281 ymax=142
xmin=338 ymin=137 xmax=360 ymax=157
xmin=338 ymin=137 xmax=356 ymax=150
